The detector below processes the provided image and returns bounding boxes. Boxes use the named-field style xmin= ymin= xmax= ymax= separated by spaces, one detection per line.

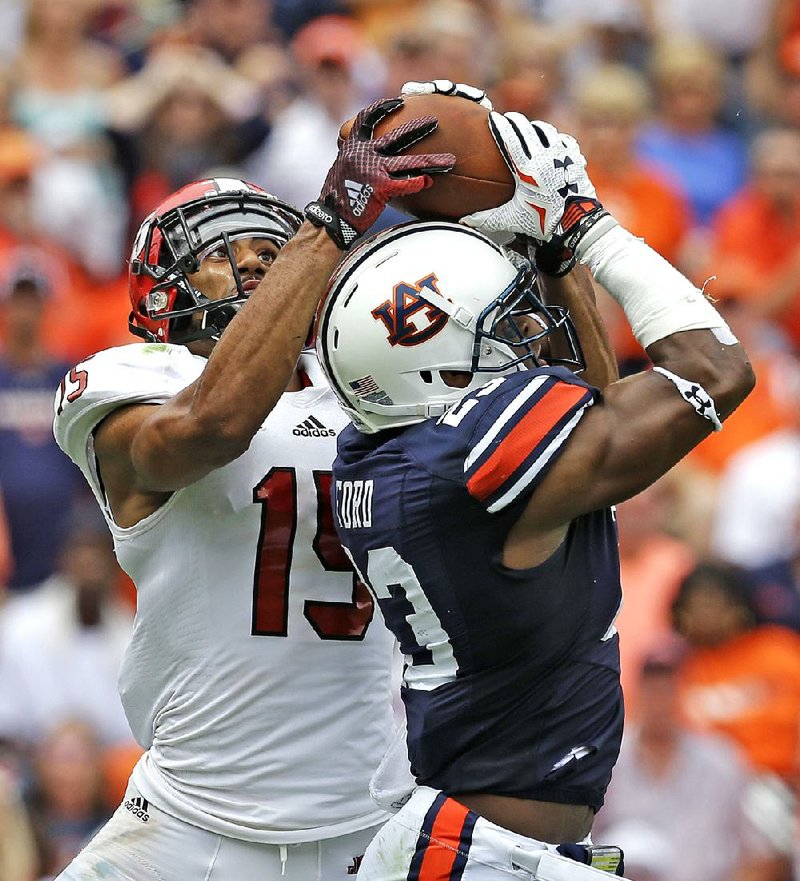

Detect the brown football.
xmin=339 ymin=94 xmax=514 ymax=221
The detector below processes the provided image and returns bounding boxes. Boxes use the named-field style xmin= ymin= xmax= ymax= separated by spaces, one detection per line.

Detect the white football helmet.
xmin=316 ymin=222 xmax=583 ymax=434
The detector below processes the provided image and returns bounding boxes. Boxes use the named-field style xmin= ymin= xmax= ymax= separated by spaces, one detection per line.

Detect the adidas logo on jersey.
xmin=124 ymin=796 xmax=150 ymax=823
xmin=293 ymin=416 xmax=336 ymax=437
xmin=345 ymin=179 xmax=373 ymax=217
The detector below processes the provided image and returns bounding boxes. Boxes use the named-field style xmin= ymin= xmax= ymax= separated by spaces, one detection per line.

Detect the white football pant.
xmin=55 ymin=781 xmax=383 ymax=881
xmin=358 ymin=786 xmax=632 ymax=881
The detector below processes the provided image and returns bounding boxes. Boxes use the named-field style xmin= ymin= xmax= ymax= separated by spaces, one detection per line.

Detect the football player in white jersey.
xmin=52 ymin=99 xmax=455 ymax=880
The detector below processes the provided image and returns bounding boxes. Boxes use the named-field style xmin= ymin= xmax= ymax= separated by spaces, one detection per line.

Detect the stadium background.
xmin=0 ymin=0 xmax=799 ymax=878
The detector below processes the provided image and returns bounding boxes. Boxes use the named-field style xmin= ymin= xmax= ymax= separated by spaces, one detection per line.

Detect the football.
xmin=339 ymin=94 xmax=515 ymax=221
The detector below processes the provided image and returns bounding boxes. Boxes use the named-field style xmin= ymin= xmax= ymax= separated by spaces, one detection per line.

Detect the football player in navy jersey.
xmin=316 ymin=102 xmax=754 ymax=880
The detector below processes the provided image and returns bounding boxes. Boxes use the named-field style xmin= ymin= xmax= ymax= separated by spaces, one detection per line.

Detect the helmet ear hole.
xmin=420 ymin=370 xmax=433 ymax=384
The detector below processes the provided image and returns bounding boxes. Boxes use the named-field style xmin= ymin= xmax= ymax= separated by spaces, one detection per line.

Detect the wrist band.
xmin=653 ymin=366 xmax=723 ymax=431
xmin=305 ymin=200 xmax=359 ymax=250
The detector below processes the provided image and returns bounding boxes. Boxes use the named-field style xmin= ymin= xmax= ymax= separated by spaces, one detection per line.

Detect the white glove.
xmin=401 ymin=79 xmax=493 ymax=110
xmin=461 ymin=113 xmax=597 ymax=243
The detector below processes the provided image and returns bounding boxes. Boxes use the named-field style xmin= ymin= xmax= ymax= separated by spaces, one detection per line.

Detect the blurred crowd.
xmin=1 ymin=0 xmax=800 ymax=878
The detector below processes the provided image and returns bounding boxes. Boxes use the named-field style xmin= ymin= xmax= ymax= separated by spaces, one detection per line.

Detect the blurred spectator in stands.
xmin=9 ymin=0 xmax=127 ymax=278
xmin=574 ymin=63 xmax=690 ymax=264
xmin=156 ymin=0 xmax=298 ymax=124
xmin=711 ymin=356 xmax=800 ymax=568
xmin=492 ymin=20 xmax=569 ymax=126
xmin=0 ymin=528 xmax=134 ymax=746
xmin=89 ymin=1 xmax=185 ymax=69
xmin=105 ymin=45 xmax=264 ymax=228
xmin=774 ymin=35 xmax=800 ymax=130
xmin=358 ymin=0 xmax=493 ymax=92
xmin=234 ymin=40 xmax=296 ymax=124
xmin=615 ymin=479 xmax=696 ymax=720
xmin=0 ymin=766 xmax=36 ymax=881
xmin=650 ymin=0 xmax=769 ymax=66
xmin=272 ymin=0 xmax=347 ymax=39
xmin=181 ymin=0 xmax=278 ymax=65
xmin=0 ymin=129 xmax=127 ymax=364
xmin=707 ymin=128 xmax=800 ymax=351
xmin=746 ymin=498 xmax=800 ymax=632
xmin=594 ymin=637 xmax=789 ymax=881
xmin=245 ymin=14 xmax=372 ymax=211
xmin=530 ymin=0 xmax=648 ymax=88
xmin=572 ymin=62 xmax=691 ymax=373
xmin=744 ymin=1 xmax=800 ymax=129
xmin=638 ymin=37 xmax=748 ymax=239
xmin=0 ymin=267 xmax=81 ymax=594
xmin=673 ymin=561 xmax=800 ymax=781
xmin=671 ymin=561 xmax=800 ymax=870
xmin=0 ymin=128 xmax=44 ymax=250
xmin=26 ymin=720 xmax=110 ymax=879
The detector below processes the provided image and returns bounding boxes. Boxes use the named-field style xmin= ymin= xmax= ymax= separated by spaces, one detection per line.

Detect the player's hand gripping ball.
xmin=338 ymin=93 xmax=515 ymax=221
xmin=461 ymin=115 xmax=597 ymax=243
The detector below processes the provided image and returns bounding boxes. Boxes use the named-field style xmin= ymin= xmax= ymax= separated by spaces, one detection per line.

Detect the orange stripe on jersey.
xmin=417 ymin=798 xmax=471 ymax=880
xmin=466 ymin=383 xmax=588 ymax=502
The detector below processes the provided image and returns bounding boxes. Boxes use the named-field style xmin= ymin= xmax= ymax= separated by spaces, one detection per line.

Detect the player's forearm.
xmin=579 ymin=225 xmax=755 ymax=419
xmin=157 ymin=225 xmax=342 ymax=463
xmin=537 ymin=265 xmax=619 ymax=390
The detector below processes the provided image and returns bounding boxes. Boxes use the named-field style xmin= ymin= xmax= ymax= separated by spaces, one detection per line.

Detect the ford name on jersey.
xmin=335 ymin=479 xmax=374 ymax=529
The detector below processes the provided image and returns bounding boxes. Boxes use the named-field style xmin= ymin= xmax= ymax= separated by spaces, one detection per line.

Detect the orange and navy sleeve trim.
xmin=465 ymin=375 xmax=594 ymax=513
xmin=407 ymin=792 xmax=478 ymax=881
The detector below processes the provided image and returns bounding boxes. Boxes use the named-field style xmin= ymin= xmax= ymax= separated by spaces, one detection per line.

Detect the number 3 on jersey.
xmin=251 ymin=468 xmax=374 ymax=640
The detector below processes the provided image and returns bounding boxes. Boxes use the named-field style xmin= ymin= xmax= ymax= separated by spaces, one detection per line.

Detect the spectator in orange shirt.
xmin=687 ymin=131 xmax=800 ymax=474
xmin=672 ymin=562 xmax=800 ymax=785
xmin=0 ymin=129 xmax=130 ymax=363
xmin=708 ymin=127 xmax=800 ymax=351
xmin=571 ymin=63 xmax=692 ymax=373
xmin=672 ymin=561 xmax=800 ymax=867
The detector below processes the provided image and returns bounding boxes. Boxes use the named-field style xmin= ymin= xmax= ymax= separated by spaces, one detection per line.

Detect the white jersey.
xmin=53 ymin=343 xmax=396 ymax=843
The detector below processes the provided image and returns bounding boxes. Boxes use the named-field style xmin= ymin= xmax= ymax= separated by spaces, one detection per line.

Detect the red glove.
xmin=305 ymin=97 xmax=455 ymax=249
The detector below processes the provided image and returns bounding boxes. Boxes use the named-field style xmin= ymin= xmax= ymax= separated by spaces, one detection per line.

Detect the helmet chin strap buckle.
xmin=424 ymin=402 xmax=449 ymax=418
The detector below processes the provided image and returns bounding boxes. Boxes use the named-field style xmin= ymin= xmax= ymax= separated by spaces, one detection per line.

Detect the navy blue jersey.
xmin=333 ymin=367 xmax=624 ymax=811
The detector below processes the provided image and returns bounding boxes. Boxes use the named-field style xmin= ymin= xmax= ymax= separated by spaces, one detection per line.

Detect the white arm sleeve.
xmin=577 ymin=225 xmax=737 ymax=349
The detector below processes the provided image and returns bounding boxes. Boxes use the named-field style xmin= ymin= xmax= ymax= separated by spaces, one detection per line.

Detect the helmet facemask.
xmin=473 ymin=261 xmax=585 ymax=375
xmin=130 ymin=188 xmax=302 ymax=344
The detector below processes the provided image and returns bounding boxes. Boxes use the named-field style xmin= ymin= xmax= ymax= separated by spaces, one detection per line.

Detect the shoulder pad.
xmin=53 ymin=344 xmax=204 ymax=471
xmin=437 ymin=368 xmax=597 ymax=513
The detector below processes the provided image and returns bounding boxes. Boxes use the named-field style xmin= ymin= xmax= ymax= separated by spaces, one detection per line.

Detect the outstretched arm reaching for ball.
xmin=482 ymin=120 xmax=755 ymax=568
xmin=92 ymin=98 xmax=455 ymax=527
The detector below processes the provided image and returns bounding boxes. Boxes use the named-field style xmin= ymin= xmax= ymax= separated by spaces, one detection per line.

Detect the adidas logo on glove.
xmin=345 ymin=179 xmax=373 ymax=217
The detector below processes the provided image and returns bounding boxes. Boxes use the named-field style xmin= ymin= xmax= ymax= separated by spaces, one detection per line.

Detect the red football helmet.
xmin=128 ymin=178 xmax=302 ymax=344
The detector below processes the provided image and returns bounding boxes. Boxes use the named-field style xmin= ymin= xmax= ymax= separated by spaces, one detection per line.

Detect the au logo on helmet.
xmin=371 ymin=274 xmax=448 ymax=347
